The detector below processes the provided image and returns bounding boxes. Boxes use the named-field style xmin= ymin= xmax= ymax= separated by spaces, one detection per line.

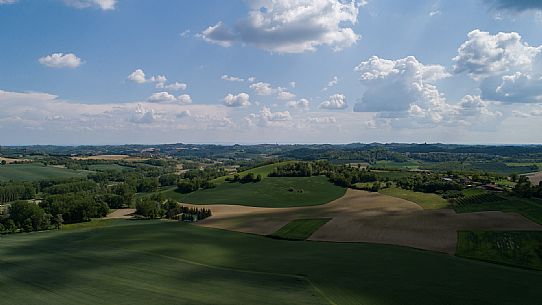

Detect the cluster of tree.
xmin=513 ymin=176 xmax=542 ymax=199
xmin=396 ymin=174 xmax=462 ymax=193
xmin=354 ymin=182 xmax=386 ymax=192
xmin=176 ymin=179 xmax=216 ymax=194
xmin=327 ymin=167 xmax=377 ymax=187
xmin=269 ymin=162 xmax=314 ymax=177
xmin=0 ymin=182 xmax=36 ymax=203
xmin=41 ymin=193 xmax=109 ymax=224
xmin=135 ymin=199 xmax=211 ymax=221
xmin=0 ymin=200 xmax=64 ymax=233
xmin=43 ymin=180 xmax=98 ymax=195
xmin=225 ymin=173 xmax=262 ymax=183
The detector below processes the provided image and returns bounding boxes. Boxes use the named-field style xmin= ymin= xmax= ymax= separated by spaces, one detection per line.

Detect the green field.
xmin=0 ymin=163 xmax=89 ymax=182
xmin=212 ymin=161 xmax=296 ymax=184
xmin=373 ymin=160 xmax=420 ymax=169
xmin=457 ymin=231 xmax=542 ymax=270
xmin=270 ymin=218 xmax=331 ymax=240
xmin=371 ymin=170 xmax=417 ymax=180
xmin=163 ymin=176 xmax=346 ymax=207
xmin=379 ymin=187 xmax=449 ymax=209
xmin=1 ymin=220 xmax=542 ymax=305
xmin=454 ymin=195 xmax=542 ymax=225
xmin=86 ymin=164 xmax=131 ymax=171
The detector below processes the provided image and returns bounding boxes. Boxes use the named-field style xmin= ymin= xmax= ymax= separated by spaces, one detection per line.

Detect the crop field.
xmin=192 ymin=189 xmax=541 ymax=253
xmin=211 ymin=161 xmax=296 ymax=183
xmin=454 ymin=194 xmax=542 ymax=225
xmin=164 ymin=176 xmax=346 ymax=207
xmin=379 ymin=187 xmax=449 ymax=209
xmin=0 ymin=157 xmax=30 ymax=164
xmin=373 ymin=160 xmax=420 ymax=169
xmin=457 ymin=231 xmax=542 ymax=270
xmin=1 ymin=220 xmax=542 ymax=305
xmin=86 ymin=164 xmax=132 ymax=171
xmin=270 ymin=218 xmax=331 ymax=240
xmin=0 ymin=163 xmax=89 ymax=182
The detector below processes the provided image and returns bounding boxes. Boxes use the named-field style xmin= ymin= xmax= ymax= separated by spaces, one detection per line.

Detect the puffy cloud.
xmin=64 ymin=0 xmax=116 ymax=10
xmin=177 ymin=94 xmax=192 ymax=105
xmin=287 ymin=98 xmax=310 ymax=110
xmin=457 ymin=95 xmax=502 ymax=118
xmin=131 ymin=105 xmax=157 ymax=124
xmin=245 ymin=106 xmax=292 ymax=127
xmin=493 ymin=72 xmax=542 ymax=102
xmin=453 ymin=30 xmax=541 ymax=79
xmin=224 ymin=93 xmax=251 ymax=107
xmin=221 ymin=74 xmax=244 ymax=82
xmin=128 ymin=69 xmax=186 ymax=90
xmin=352 ymin=56 xmax=501 ymax=126
xmin=148 ymin=92 xmax=192 ymax=104
xmin=319 ymin=93 xmax=347 ymax=109
xmin=39 ymin=53 xmax=82 ymax=69
xmin=247 ymin=76 xmax=256 ymax=83
xmin=127 ymin=69 xmax=167 ymax=85
xmin=485 ymin=0 xmax=542 ymax=11
xmin=453 ymin=30 xmax=542 ymax=104
xmin=354 ymin=56 xmax=450 ymax=113
xmin=249 ymin=82 xmax=274 ymax=95
xmin=200 ymin=0 xmax=362 ymax=53
xmin=277 ymin=88 xmax=296 ymax=100
xmin=127 ymin=69 xmax=147 ymax=84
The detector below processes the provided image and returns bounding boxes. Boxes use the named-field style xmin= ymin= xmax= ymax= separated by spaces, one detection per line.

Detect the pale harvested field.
xmin=0 ymin=157 xmax=30 ymax=164
xmin=191 ymin=189 xmax=542 ymax=254
xmin=106 ymin=208 xmax=136 ymax=219
xmin=71 ymin=155 xmax=147 ymax=161
xmin=525 ymin=171 xmax=542 ymax=186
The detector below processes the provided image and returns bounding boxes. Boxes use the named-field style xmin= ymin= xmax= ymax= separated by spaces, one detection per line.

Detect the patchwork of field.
xmin=1 ymin=220 xmax=542 ymax=305
xmin=71 ymin=155 xmax=147 ymax=161
xmin=192 ymin=189 xmax=541 ymax=253
xmin=0 ymin=163 xmax=89 ymax=181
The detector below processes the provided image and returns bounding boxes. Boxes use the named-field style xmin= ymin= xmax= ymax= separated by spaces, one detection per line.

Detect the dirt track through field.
xmin=190 ymin=189 xmax=542 ymax=254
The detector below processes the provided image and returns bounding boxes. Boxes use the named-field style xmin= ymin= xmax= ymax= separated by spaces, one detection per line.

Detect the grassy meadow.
xmin=0 ymin=163 xmax=89 ymax=182
xmin=379 ymin=187 xmax=449 ymax=209
xmin=1 ymin=220 xmax=542 ymax=305
xmin=163 ymin=176 xmax=346 ymax=207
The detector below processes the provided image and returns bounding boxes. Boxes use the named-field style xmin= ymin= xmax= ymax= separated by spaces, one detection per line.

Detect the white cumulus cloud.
xmin=39 ymin=53 xmax=82 ymax=69
xmin=200 ymin=0 xmax=362 ymax=53
xmin=319 ymin=93 xmax=347 ymax=109
xmin=224 ymin=93 xmax=251 ymax=107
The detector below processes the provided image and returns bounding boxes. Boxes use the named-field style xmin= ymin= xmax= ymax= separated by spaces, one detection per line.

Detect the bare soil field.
xmin=525 ymin=171 xmax=542 ymax=186
xmin=106 ymin=208 xmax=136 ymax=219
xmin=190 ymin=189 xmax=541 ymax=253
xmin=71 ymin=155 xmax=147 ymax=161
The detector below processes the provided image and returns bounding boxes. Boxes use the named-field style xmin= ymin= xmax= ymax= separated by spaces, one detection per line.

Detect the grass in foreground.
xmin=457 ymin=231 xmax=542 ymax=270
xmin=270 ymin=218 xmax=331 ymax=240
xmin=0 ymin=163 xmax=89 ymax=182
xmin=1 ymin=220 xmax=542 ymax=305
xmin=163 ymin=176 xmax=346 ymax=207
xmin=379 ymin=187 xmax=449 ymax=209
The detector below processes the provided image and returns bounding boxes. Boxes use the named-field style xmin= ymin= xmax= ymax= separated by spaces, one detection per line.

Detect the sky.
xmin=1 ymin=0 xmax=542 ymax=145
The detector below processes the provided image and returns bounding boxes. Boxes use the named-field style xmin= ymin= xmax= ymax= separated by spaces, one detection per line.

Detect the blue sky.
xmin=1 ymin=0 xmax=541 ymax=145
